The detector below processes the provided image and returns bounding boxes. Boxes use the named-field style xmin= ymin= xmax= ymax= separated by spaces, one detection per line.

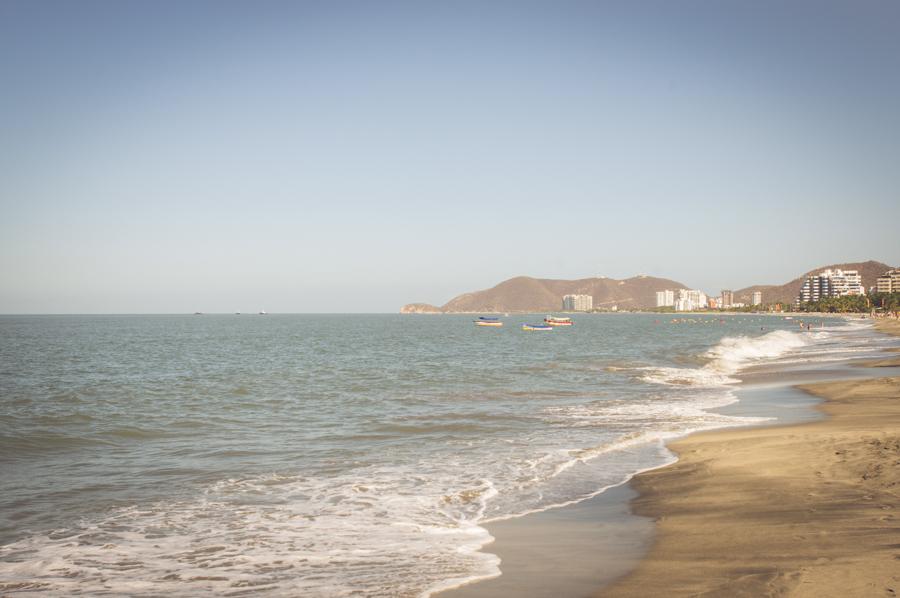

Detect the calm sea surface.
xmin=0 ymin=313 xmax=894 ymax=596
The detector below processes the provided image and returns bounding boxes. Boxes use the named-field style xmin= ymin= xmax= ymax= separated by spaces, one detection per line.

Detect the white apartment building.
xmin=674 ymin=289 xmax=708 ymax=312
xmin=795 ymin=269 xmax=865 ymax=306
xmin=828 ymin=269 xmax=864 ymax=296
xmin=562 ymin=294 xmax=593 ymax=312
xmin=655 ymin=290 xmax=675 ymax=308
xmin=752 ymin=291 xmax=762 ymax=306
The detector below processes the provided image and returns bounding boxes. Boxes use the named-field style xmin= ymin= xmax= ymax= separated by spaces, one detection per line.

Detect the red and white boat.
xmin=543 ymin=316 xmax=573 ymax=326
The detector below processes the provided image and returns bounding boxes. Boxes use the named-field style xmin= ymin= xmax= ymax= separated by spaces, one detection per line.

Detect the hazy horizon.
xmin=0 ymin=258 xmax=897 ymax=314
xmin=3 ymin=1 xmax=899 ymax=313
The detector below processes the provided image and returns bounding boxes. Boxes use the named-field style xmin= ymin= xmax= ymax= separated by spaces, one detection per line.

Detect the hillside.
xmin=403 ymin=275 xmax=690 ymax=313
xmin=401 ymin=260 xmax=897 ymax=314
xmin=734 ymin=260 xmax=894 ymax=305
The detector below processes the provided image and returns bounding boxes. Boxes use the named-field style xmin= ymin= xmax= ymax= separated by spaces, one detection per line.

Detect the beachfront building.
xmin=876 ymin=270 xmax=900 ymax=293
xmin=655 ymin=290 xmax=675 ymax=308
xmin=562 ymin=294 xmax=593 ymax=312
xmin=829 ymin=269 xmax=864 ymax=296
xmin=752 ymin=291 xmax=762 ymax=306
xmin=721 ymin=290 xmax=734 ymax=308
xmin=674 ymin=289 xmax=708 ymax=312
xmin=798 ymin=275 xmax=829 ymax=304
xmin=690 ymin=289 xmax=708 ymax=307
xmin=795 ymin=269 xmax=865 ymax=307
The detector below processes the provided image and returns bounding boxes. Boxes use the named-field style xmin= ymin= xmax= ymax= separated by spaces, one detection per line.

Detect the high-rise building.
xmin=655 ymin=290 xmax=675 ymax=307
xmin=579 ymin=294 xmax=593 ymax=311
xmin=876 ymin=270 xmax=900 ymax=293
xmin=752 ymin=291 xmax=762 ymax=306
xmin=721 ymin=290 xmax=734 ymax=308
xmin=798 ymin=275 xmax=829 ymax=304
xmin=689 ymin=289 xmax=707 ymax=307
xmin=795 ymin=269 xmax=865 ymax=307
xmin=674 ymin=289 xmax=708 ymax=311
xmin=828 ymin=269 xmax=864 ymax=296
xmin=562 ymin=294 xmax=593 ymax=312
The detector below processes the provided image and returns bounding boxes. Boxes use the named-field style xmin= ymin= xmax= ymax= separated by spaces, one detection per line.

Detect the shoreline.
xmin=441 ymin=318 xmax=900 ymax=598
xmin=599 ymin=318 xmax=900 ymax=596
xmin=440 ymin=484 xmax=655 ymax=598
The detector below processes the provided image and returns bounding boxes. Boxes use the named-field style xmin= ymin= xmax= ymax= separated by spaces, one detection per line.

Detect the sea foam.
xmin=642 ymin=329 xmax=809 ymax=386
xmin=2 ymin=315 xmax=864 ymax=598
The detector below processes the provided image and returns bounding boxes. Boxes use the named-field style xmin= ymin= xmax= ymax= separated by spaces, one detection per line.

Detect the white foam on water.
xmin=0 ymin=387 xmax=771 ymax=597
xmin=706 ymin=329 xmax=810 ymax=372
xmin=4 ymin=320 xmax=879 ymax=597
xmin=641 ymin=329 xmax=810 ymax=386
xmin=0 ymin=470 xmax=504 ymax=598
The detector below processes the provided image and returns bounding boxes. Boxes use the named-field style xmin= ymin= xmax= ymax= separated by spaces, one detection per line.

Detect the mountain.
xmin=401 ymin=260 xmax=897 ymax=314
xmin=733 ymin=260 xmax=894 ymax=305
xmin=402 ymin=275 xmax=690 ymax=313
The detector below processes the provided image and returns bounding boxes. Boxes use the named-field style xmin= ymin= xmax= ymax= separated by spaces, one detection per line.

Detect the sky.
xmin=1 ymin=0 xmax=898 ymax=313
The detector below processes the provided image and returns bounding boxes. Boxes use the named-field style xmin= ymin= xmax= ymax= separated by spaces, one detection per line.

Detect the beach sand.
xmin=599 ymin=320 xmax=900 ymax=597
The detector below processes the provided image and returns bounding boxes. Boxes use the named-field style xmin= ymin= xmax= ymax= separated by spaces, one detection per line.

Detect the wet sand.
xmin=599 ymin=319 xmax=900 ymax=597
xmin=444 ymin=484 xmax=653 ymax=598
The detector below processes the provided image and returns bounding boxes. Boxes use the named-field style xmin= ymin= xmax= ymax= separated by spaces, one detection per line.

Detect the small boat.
xmin=259 ymin=309 xmax=268 ymax=315
xmin=544 ymin=316 xmax=573 ymax=326
xmin=475 ymin=316 xmax=503 ymax=327
xmin=522 ymin=323 xmax=553 ymax=331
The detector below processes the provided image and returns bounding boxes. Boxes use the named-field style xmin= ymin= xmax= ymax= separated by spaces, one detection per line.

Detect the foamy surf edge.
xmin=435 ymin=328 xmax=819 ymax=596
xmin=641 ymin=329 xmax=811 ymax=386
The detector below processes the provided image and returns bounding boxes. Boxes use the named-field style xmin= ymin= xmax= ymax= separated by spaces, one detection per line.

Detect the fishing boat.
xmin=522 ymin=323 xmax=553 ymax=331
xmin=544 ymin=316 xmax=573 ymax=326
xmin=475 ymin=316 xmax=503 ymax=327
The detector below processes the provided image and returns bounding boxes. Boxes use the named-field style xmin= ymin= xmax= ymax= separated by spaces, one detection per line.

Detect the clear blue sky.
xmin=2 ymin=1 xmax=898 ymax=313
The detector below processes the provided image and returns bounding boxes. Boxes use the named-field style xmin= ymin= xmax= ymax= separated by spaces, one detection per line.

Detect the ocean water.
xmin=0 ymin=313 xmax=894 ymax=596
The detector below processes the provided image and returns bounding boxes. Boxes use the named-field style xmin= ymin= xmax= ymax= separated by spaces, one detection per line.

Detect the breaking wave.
xmin=642 ymin=329 xmax=809 ymax=386
xmin=2 ymin=315 xmax=867 ymax=597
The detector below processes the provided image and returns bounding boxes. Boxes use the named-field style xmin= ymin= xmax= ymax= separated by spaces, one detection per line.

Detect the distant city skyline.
xmin=2 ymin=1 xmax=899 ymax=313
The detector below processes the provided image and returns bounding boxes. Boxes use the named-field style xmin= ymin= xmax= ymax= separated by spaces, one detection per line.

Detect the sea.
xmin=1 ymin=313 xmax=897 ymax=596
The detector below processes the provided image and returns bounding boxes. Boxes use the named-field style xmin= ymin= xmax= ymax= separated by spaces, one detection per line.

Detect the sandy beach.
xmin=600 ymin=318 xmax=900 ymax=597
